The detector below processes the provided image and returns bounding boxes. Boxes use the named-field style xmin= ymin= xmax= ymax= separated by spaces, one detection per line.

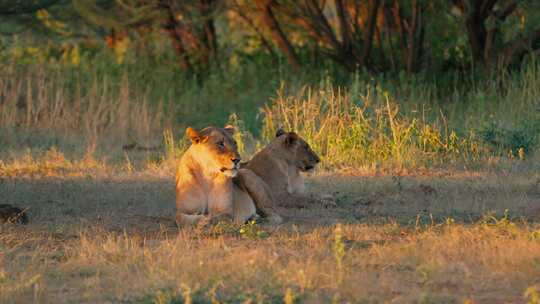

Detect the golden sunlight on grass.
xmin=2 ymin=218 xmax=540 ymax=303
xmin=0 ymin=69 xmax=539 ymax=303
xmin=2 ymin=5 xmax=540 ymax=302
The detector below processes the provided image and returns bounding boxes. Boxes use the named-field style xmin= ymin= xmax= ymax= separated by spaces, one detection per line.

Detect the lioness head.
xmin=186 ymin=125 xmax=241 ymax=177
xmin=275 ymin=129 xmax=320 ymax=172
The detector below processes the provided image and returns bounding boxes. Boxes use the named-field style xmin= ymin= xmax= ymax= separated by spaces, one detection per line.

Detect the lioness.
xmin=175 ymin=125 xmax=282 ymax=227
xmin=244 ymin=129 xmax=320 ymax=196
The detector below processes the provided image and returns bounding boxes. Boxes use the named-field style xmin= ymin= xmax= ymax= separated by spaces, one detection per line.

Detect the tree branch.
xmin=255 ymin=0 xmax=301 ymax=70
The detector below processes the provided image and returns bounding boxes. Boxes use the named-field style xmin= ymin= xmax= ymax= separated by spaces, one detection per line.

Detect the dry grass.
xmin=3 ymin=64 xmax=539 ymax=174
xmin=0 ymin=66 xmax=170 ymax=161
xmin=2 ymin=167 xmax=540 ymax=303
xmin=1 ymin=64 xmax=540 ymax=303
xmin=260 ymin=84 xmax=539 ymax=171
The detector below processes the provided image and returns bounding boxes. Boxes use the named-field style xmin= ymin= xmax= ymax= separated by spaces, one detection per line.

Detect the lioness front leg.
xmin=176 ymin=212 xmax=233 ymax=229
xmin=234 ymin=169 xmax=283 ymax=224
xmin=175 ymin=212 xmax=206 ymax=227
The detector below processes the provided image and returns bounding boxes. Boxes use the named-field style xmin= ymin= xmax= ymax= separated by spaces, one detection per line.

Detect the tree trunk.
xmin=406 ymin=0 xmax=424 ymax=74
xmin=392 ymin=0 xmax=407 ymax=65
xmin=391 ymin=0 xmax=424 ymax=73
xmin=164 ymin=7 xmax=193 ymax=71
xmin=360 ymin=0 xmax=381 ymax=67
xmin=456 ymin=0 xmax=498 ymax=66
xmin=334 ymin=0 xmax=352 ymax=53
xmin=502 ymin=28 xmax=540 ymax=67
xmin=255 ymin=0 xmax=301 ymax=70
xmin=465 ymin=13 xmax=487 ymax=65
xmin=231 ymin=0 xmax=278 ymax=59
xmin=382 ymin=3 xmax=396 ymax=71
xmin=199 ymin=0 xmax=218 ymax=65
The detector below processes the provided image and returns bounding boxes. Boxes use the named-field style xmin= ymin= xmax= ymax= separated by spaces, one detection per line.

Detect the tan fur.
xmin=244 ymin=129 xmax=320 ymax=196
xmin=175 ymin=126 xmax=282 ymax=227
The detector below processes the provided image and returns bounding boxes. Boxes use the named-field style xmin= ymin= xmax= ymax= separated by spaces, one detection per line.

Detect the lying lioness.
xmin=175 ymin=125 xmax=282 ymax=227
xmin=244 ymin=129 xmax=320 ymax=196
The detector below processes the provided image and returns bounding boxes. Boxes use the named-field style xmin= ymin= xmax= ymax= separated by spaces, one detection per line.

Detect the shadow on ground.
xmin=1 ymin=172 xmax=539 ymax=236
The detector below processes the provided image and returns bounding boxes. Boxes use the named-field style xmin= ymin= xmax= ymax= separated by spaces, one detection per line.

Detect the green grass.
xmin=1 ymin=58 xmax=540 ymax=303
xmin=0 ymin=58 xmax=539 ymax=173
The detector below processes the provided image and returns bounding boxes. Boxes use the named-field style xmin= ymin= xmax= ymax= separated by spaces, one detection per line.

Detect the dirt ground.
xmin=3 ymin=170 xmax=540 ymax=228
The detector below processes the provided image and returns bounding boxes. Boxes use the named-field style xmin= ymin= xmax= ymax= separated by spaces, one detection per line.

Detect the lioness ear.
xmin=223 ymin=125 xmax=235 ymax=136
xmin=275 ymin=128 xmax=286 ymax=137
xmin=284 ymin=132 xmax=299 ymax=147
xmin=186 ymin=127 xmax=205 ymax=144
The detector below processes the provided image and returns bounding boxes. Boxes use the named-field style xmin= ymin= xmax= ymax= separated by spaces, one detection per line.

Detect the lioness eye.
xmin=217 ymin=141 xmax=224 ymax=147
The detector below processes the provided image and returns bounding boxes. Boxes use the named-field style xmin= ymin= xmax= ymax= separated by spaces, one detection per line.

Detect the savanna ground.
xmin=4 ymin=1 xmax=540 ymax=302
xmin=0 ymin=64 xmax=540 ymax=303
xmin=2 ymin=164 xmax=540 ymax=303
xmin=1 ymin=54 xmax=540 ymax=304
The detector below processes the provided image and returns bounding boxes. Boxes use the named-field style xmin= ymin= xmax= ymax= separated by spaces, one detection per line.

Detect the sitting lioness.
xmin=244 ymin=129 xmax=320 ymax=196
xmin=175 ymin=125 xmax=282 ymax=227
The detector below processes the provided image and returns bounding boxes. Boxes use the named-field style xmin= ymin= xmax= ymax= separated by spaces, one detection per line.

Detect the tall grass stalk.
xmin=261 ymin=84 xmax=484 ymax=170
xmin=0 ymin=66 xmax=168 ymax=156
xmin=1 ymin=61 xmax=539 ymax=171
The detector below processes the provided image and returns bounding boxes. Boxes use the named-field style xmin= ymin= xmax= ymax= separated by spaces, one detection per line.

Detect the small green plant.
xmin=530 ymin=229 xmax=540 ymax=241
xmin=525 ymin=286 xmax=540 ymax=304
xmin=206 ymin=220 xmax=237 ymax=237
xmin=283 ymin=288 xmax=295 ymax=304
xmin=481 ymin=209 xmax=512 ymax=226
xmin=203 ymin=218 xmax=269 ymax=239
xmin=479 ymin=209 xmax=519 ymax=235
xmin=238 ymin=219 xmax=269 ymax=240
xmin=153 ymin=289 xmax=174 ymax=304
xmin=180 ymin=284 xmax=192 ymax=304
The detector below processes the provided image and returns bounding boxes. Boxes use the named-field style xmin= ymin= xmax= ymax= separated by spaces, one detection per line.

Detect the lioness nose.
xmin=232 ymin=158 xmax=241 ymax=165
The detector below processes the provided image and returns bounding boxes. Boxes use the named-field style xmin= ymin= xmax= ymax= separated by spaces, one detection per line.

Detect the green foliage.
xmin=2 ymin=55 xmax=540 ymax=170
xmin=2 ymin=0 xmax=540 ymax=169
xmin=478 ymin=209 xmax=521 ymax=237
xmin=480 ymin=121 xmax=538 ymax=155
xmin=261 ymin=82 xmax=487 ymax=170
xmin=201 ymin=218 xmax=269 ymax=240
xmin=0 ymin=0 xmax=62 ymax=15
xmin=238 ymin=219 xmax=269 ymax=240
xmin=3 ymin=0 xmax=540 ymax=75
xmin=72 ymin=0 xmax=161 ymax=30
